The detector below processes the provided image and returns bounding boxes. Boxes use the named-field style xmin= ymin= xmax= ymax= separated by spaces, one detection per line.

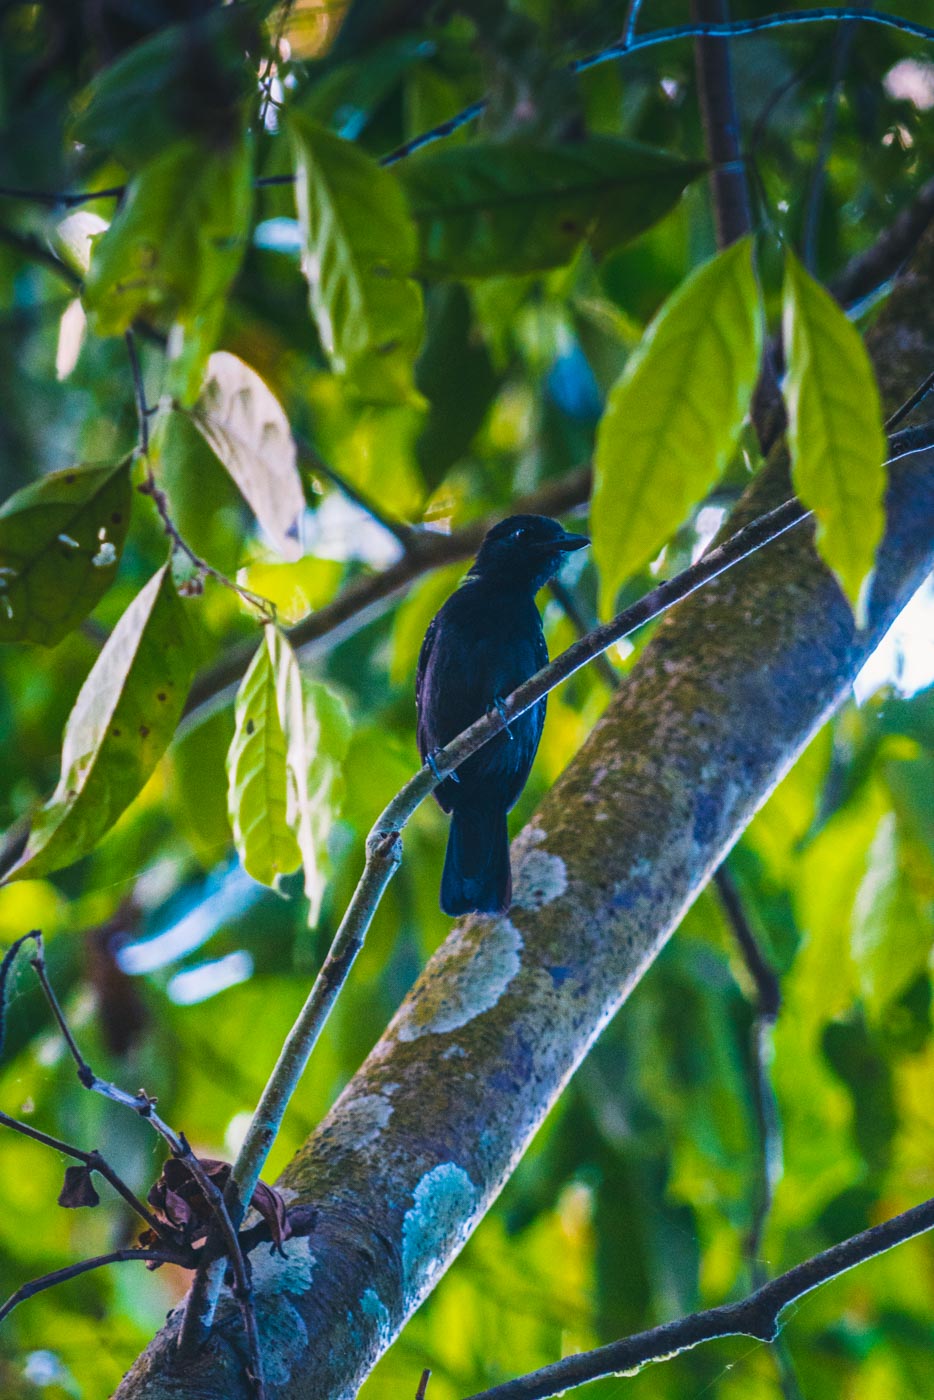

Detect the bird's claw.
xmin=427 ymin=749 xmax=459 ymax=783
xmin=492 ymin=696 xmax=514 ymax=740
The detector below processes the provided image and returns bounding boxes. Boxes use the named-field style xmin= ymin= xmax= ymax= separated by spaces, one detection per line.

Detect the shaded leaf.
xmin=592 ymin=237 xmax=763 ymax=612
xmin=400 ymin=138 xmax=704 ymax=278
xmin=289 ymin=111 xmax=424 ymax=402
xmin=227 ymin=629 xmax=303 ymax=887
xmin=9 ymin=565 xmax=195 ymax=881
xmin=59 ymin=1164 xmax=101 ymax=1209
xmin=83 ymin=135 xmax=253 ymax=338
xmin=191 ymin=352 xmax=305 ymax=561
xmin=782 ymin=252 xmax=887 ymax=618
xmin=0 ymin=460 xmax=132 ymax=646
xmin=70 ymin=9 xmax=258 ymax=169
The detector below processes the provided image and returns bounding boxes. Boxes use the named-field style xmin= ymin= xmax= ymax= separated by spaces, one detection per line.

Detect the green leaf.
xmin=190 ymin=352 xmax=306 ymax=561
xmin=0 ymin=460 xmax=132 ymax=646
xmin=277 ymin=667 xmax=351 ymax=922
xmin=82 ymin=135 xmax=253 ymax=338
xmin=400 ymin=138 xmax=703 ymax=278
xmin=227 ymin=630 xmax=302 ymax=888
xmin=782 ymin=252 xmax=887 ymax=618
xmin=227 ymin=628 xmax=350 ymax=912
xmin=288 ymin=111 xmax=424 ymax=403
xmin=851 ymin=812 xmax=934 ymax=1017
xmin=9 ymin=565 xmax=195 ymax=881
xmin=592 ymin=237 xmax=763 ymax=612
xmin=70 ymin=9 xmax=258 ymax=170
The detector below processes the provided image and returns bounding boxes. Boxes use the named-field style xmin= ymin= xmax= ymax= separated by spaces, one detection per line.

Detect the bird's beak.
xmin=553 ymin=531 xmax=590 ymax=552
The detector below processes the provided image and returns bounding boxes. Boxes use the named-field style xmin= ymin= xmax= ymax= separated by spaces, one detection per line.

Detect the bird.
xmin=416 ymin=514 xmax=589 ymax=917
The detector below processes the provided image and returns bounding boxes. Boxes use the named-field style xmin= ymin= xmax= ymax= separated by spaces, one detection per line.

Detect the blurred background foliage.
xmin=0 ymin=0 xmax=933 ymax=1396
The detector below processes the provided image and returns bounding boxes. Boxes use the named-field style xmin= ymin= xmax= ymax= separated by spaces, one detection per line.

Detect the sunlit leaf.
xmin=592 ymin=237 xmax=763 ymax=612
xmin=0 ymin=459 xmax=132 ymax=646
xmin=400 ymin=138 xmax=703 ymax=278
xmin=83 ymin=135 xmax=253 ymax=337
xmin=277 ymin=663 xmax=351 ymax=921
xmin=236 ymin=556 xmax=343 ymax=625
xmin=190 ymin=352 xmax=305 ymax=561
xmin=9 ymin=565 xmax=195 ymax=881
xmin=227 ymin=629 xmax=302 ymax=887
xmin=53 ymin=211 xmax=108 ymax=276
xmin=782 ymin=252 xmax=887 ymax=619
xmin=288 ymin=110 xmax=424 ymax=402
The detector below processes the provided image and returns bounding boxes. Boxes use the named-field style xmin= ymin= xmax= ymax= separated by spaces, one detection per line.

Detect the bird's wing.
xmin=415 ymin=613 xmax=439 ymax=755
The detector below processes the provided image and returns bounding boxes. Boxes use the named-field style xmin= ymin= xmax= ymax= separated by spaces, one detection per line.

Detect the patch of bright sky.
xmin=168 ymin=951 xmax=254 ymax=1005
xmin=119 ymin=863 xmax=261 ymax=975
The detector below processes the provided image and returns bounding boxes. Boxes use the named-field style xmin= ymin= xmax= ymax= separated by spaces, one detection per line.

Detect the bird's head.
xmin=469 ymin=514 xmax=589 ymax=591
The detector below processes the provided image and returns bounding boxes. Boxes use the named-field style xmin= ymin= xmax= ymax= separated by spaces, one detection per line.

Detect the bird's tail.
xmin=441 ymin=806 xmax=511 ymax=917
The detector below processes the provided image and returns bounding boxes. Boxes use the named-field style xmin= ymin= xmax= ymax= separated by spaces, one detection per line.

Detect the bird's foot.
xmin=492 ymin=696 xmax=514 ymax=740
xmin=427 ymin=748 xmax=459 ymax=783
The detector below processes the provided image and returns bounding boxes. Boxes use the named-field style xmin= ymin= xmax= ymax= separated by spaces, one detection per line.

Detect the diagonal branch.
xmin=0 ymin=1250 xmax=185 ymax=1326
xmin=460 ymin=1194 xmax=934 ymax=1400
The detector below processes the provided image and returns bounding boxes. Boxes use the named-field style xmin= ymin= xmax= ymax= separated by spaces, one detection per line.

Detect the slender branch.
xmin=295 ymin=434 xmax=416 ymax=552
xmin=885 ymin=366 xmax=934 ymax=432
xmin=3 ymin=7 xmax=927 ymax=213
xmin=832 ymin=177 xmax=934 ymax=308
xmin=620 ymin=0 xmax=645 ymax=47
xmin=0 ymin=1249 xmax=183 ymax=1325
xmin=460 ymin=1195 xmax=934 ymax=1400
xmin=19 ymin=932 xmax=266 ymax=1393
xmin=692 ymin=0 xmax=752 ymax=249
xmin=416 ymin=1371 xmax=432 ymax=1400
xmin=181 ymin=465 xmax=593 ymax=725
xmin=802 ymin=19 xmax=859 ymax=272
xmin=124 ymin=330 xmax=150 ymax=456
xmin=714 ymin=866 xmax=780 ymax=1020
xmin=0 ymin=1109 xmax=168 ymax=1238
xmin=0 ymin=226 xmax=82 ymax=289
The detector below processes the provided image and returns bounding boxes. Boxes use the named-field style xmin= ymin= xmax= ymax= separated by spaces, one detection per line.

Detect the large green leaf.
xmin=70 ymin=8 xmax=258 ymax=170
xmin=400 ymin=138 xmax=704 ymax=278
xmin=190 ymin=352 xmax=306 ymax=561
xmin=592 ymin=237 xmax=763 ymax=613
xmin=0 ymin=460 xmax=132 ymax=646
xmin=228 ymin=629 xmax=302 ymax=888
xmin=227 ymin=627 xmax=349 ymax=911
xmin=288 ymin=110 xmax=424 ymax=402
xmin=9 ymin=565 xmax=195 ymax=881
xmin=782 ymin=252 xmax=887 ymax=618
xmin=83 ymin=134 xmax=253 ymax=337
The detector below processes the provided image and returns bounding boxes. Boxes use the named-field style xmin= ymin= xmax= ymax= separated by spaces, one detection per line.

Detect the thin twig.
xmin=21 ymin=934 xmax=265 ymax=1392
xmin=886 ymin=366 xmax=934 ymax=432
xmin=832 ymin=177 xmax=934 ymax=309
xmin=124 ymin=330 xmax=149 ymax=455
xmin=459 ymin=1194 xmax=934 ymax=1400
xmin=0 ymin=1250 xmax=183 ymax=1325
xmin=0 ymin=1109 xmax=168 ymax=1238
xmin=416 ymin=1370 xmax=432 ymax=1400
xmin=620 ymin=0 xmax=645 ymax=47
xmin=0 ymin=226 xmax=82 ymax=289
xmin=295 ymin=434 xmax=415 ymax=552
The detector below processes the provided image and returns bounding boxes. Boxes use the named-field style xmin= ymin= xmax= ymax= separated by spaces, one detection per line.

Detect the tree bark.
xmin=115 ymin=229 xmax=934 ymax=1398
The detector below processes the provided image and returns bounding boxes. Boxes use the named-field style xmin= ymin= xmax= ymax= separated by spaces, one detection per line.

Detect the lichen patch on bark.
xmin=393 ymin=919 xmax=522 ymax=1041
xmin=401 ymin=1163 xmax=478 ymax=1299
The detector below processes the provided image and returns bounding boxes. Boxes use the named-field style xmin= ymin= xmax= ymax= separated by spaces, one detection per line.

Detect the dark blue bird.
xmin=416 ymin=514 xmax=589 ymax=916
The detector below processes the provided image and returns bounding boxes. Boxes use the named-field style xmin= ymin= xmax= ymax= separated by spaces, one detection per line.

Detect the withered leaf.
xmin=59 ymin=1163 xmax=101 ymax=1209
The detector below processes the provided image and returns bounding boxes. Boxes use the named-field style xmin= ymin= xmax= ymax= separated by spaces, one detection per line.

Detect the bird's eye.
xmin=510 ymin=526 xmax=527 ymax=540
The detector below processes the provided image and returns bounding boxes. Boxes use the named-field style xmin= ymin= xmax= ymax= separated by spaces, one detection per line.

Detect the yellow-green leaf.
xmin=227 ymin=629 xmax=302 ymax=888
xmin=0 ymin=460 xmax=132 ymax=646
xmin=592 ymin=237 xmax=763 ymax=614
xmin=9 ymin=565 xmax=195 ymax=881
xmin=782 ymin=252 xmax=887 ymax=619
xmin=288 ymin=111 xmax=424 ymax=403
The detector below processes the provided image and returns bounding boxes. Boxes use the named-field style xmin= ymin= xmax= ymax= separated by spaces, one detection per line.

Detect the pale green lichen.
xmin=360 ymin=1289 xmax=392 ymax=1348
xmin=394 ymin=920 xmax=522 ymax=1041
xmin=511 ymin=827 xmax=567 ymax=910
xmin=249 ymin=1238 xmax=315 ymax=1387
xmin=334 ymin=1091 xmax=393 ymax=1151
xmin=402 ymin=1163 xmax=478 ymax=1300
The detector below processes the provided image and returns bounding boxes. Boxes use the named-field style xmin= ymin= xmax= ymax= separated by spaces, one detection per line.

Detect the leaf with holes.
xmin=0 ymin=460 xmax=132 ymax=646
xmin=592 ymin=237 xmax=763 ymax=614
xmin=782 ymin=252 xmax=887 ymax=619
xmin=227 ymin=629 xmax=302 ymax=887
xmin=400 ymin=138 xmax=704 ymax=278
xmin=191 ymin=352 xmax=305 ymax=561
xmin=83 ymin=134 xmax=253 ymax=338
xmin=289 ymin=111 xmax=424 ymax=403
xmin=8 ymin=565 xmax=195 ymax=882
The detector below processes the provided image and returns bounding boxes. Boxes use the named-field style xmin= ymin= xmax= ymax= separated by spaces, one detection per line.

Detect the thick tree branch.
xmin=460 ymin=1195 xmax=934 ymax=1400
xmin=114 ymin=222 xmax=934 ymax=1400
